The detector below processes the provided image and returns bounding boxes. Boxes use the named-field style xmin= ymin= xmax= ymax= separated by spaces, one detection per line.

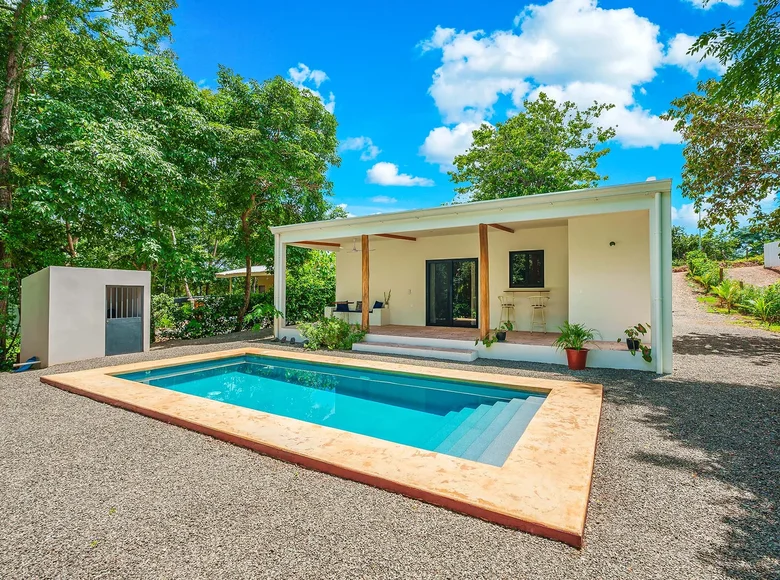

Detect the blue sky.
xmin=169 ymin=0 xmax=755 ymax=230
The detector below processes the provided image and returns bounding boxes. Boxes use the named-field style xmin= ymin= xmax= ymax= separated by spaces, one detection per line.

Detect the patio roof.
xmin=215 ymin=265 xmax=271 ymax=279
xmin=269 ymin=179 xmax=672 ymax=248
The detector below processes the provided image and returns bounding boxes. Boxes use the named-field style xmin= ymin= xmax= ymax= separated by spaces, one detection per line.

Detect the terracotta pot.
xmin=565 ymin=348 xmax=589 ymax=370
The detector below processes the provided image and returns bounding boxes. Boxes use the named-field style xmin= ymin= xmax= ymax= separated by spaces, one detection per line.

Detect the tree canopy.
xmin=663 ymin=79 xmax=780 ymax=230
xmin=449 ymin=93 xmax=615 ymax=202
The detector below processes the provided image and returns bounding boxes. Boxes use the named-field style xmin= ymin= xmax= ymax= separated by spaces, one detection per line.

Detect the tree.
xmin=662 ymin=80 xmax=780 ymax=230
xmin=692 ymin=0 xmax=780 ymax=131
xmin=449 ymin=93 xmax=615 ymax=202
xmin=0 ymin=0 xmax=175 ymax=358
xmin=672 ymin=226 xmax=700 ymax=263
xmin=211 ymin=68 xmax=340 ymax=329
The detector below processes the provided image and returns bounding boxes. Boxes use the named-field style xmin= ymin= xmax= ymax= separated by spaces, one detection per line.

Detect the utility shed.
xmin=21 ymin=267 xmax=151 ymax=368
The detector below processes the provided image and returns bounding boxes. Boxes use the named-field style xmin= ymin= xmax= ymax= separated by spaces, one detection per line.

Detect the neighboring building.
xmin=764 ymin=241 xmax=780 ymax=268
xmin=215 ymin=265 xmax=274 ymax=294
xmin=21 ymin=266 xmax=151 ymax=368
xmin=270 ymin=180 xmax=673 ymax=373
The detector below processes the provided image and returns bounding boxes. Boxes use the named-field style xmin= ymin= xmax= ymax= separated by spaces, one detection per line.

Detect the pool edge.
xmin=41 ymin=347 xmax=602 ymax=548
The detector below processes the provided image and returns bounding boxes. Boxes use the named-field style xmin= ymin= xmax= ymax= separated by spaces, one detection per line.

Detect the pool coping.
xmin=41 ymin=347 xmax=603 ymax=548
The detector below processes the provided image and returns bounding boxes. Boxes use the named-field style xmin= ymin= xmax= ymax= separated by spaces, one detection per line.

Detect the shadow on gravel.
xmin=151 ymin=329 xmax=274 ymax=350
xmin=609 ymin=377 xmax=780 ymax=580
xmin=673 ymin=332 xmax=780 ymax=365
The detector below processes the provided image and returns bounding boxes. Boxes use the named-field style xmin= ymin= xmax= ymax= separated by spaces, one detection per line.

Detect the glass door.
xmin=426 ymin=259 xmax=478 ymax=327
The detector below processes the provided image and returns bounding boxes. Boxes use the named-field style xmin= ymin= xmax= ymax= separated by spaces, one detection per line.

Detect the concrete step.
xmin=423 ymin=407 xmax=474 ymax=450
xmin=352 ymin=341 xmax=478 ymax=362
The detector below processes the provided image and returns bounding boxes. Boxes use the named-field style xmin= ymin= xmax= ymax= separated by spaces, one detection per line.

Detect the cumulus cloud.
xmin=340 ymin=136 xmax=381 ymax=161
xmin=419 ymin=121 xmax=487 ymax=171
xmin=684 ymin=0 xmax=743 ymax=9
xmin=418 ymin=0 xmax=680 ymax=156
xmin=288 ymin=63 xmax=335 ymax=113
xmin=672 ymin=202 xmax=704 ymax=230
xmin=366 ymin=162 xmax=434 ymax=187
xmin=370 ymin=195 xmax=398 ymax=203
xmin=664 ymin=33 xmax=726 ymax=77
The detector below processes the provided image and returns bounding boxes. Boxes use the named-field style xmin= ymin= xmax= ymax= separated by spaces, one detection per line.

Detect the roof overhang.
xmin=270 ymin=180 xmax=671 ymax=247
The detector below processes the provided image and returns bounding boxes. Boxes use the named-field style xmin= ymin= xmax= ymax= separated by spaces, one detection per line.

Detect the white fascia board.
xmin=273 ymin=182 xmax=665 ymax=244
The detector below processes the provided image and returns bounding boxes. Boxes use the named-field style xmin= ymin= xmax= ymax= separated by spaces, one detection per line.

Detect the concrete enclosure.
xmin=21 ymin=267 xmax=151 ymax=368
xmin=764 ymin=241 xmax=780 ymax=268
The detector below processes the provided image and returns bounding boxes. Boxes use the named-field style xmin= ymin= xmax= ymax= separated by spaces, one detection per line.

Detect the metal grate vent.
xmin=106 ymin=286 xmax=143 ymax=319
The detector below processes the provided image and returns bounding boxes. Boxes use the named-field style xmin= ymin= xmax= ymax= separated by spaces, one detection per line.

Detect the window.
xmin=509 ymin=250 xmax=544 ymax=288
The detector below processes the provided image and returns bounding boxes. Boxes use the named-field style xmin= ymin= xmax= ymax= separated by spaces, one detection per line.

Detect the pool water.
xmin=118 ymin=355 xmax=546 ymax=467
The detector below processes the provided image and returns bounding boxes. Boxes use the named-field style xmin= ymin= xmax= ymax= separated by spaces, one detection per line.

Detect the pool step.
xmin=460 ymin=398 xmax=526 ymax=461
xmin=434 ymin=404 xmax=493 ymax=454
xmin=476 ymin=396 xmax=546 ymax=467
xmin=423 ymin=407 xmax=475 ymax=450
xmin=352 ymin=341 xmax=478 ymax=363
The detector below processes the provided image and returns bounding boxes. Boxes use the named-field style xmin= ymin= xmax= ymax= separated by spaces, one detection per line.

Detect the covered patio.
xmin=270 ymin=181 xmax=673 ymax=372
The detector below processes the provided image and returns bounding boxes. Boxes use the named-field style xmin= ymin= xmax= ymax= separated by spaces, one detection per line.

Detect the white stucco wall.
xmin=764 ymin=241 xmax=780 ymax=268
xmin=21 ymin=266 xmax=151 ymax=368
xmin=568 ymin=211 xmax=652 ymax=341
xmin=335 ymin=225 xmax=569 ymax=331
xmin=20 ymin=268 xmax=51 ymax=366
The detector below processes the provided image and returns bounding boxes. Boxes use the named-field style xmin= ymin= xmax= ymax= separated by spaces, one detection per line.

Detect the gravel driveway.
xmin=1 ymin=273 xmax=778 ymax=579
xmin=726 ymin=265 xmax=780 ymax=287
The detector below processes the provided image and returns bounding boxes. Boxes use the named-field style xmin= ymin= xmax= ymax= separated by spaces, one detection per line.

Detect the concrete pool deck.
xmin=41 ymin=347 xmax=603 ymax=547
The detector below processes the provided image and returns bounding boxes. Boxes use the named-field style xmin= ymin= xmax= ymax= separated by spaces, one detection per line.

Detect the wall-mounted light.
xmin=609 ymin=241 xmax=616 ymax=247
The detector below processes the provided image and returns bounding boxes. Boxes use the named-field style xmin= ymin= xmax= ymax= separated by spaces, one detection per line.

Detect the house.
xmin=215 ymin=265 xmax=274 ymax=294
xmin=269 ymin=180 xmax=673 ymax=373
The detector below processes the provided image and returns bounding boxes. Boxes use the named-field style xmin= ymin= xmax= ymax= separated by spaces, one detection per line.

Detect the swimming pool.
xmin=118 ymin=355 xmax=545 ymax=467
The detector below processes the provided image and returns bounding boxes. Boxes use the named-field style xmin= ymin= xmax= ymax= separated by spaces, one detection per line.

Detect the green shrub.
xmin=686 ymin=250 xmax=722 ymax=291
xmin=151 ymin=293 xmax=176 ymax=340
xmin=712 ymin=279 xmax=742 ymax=313
xmin=738 ymin=284 xmax=780 ymax=325
xmin=162 ymin=292 xmax=274 ymax=340
xmin=298 ymin=316 xmax=366 ymax=350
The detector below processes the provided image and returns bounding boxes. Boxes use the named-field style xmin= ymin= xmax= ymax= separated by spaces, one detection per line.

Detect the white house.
xmin=764 ymin=241 xmax=780 ymax=268
xmin=270 ymin=180 xmax=673 ymax=373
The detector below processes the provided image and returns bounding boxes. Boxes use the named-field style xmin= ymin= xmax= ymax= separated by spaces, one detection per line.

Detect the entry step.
xmin=352 ymin=341 xmax=478 ymax=362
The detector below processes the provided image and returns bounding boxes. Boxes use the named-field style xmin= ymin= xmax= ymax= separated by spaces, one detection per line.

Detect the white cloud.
xmin=370 ymin=195 xmax=398 ymax=203
xmin=366 ymin=162 xmax=434 ymax=187
xmin=684 ymin=0 xmax=743 ymax=10
xmin=419 ymin=121 xmax=487 ymax=171
xmin=672 ymin=202 xmax=703 ymax=230
xmin=336 ymin=203 xmax=356 ymax=218
xmin=340 ymin=136 xmax=381 ymax=161
xmin=288 ymin=63 xmax=335 ymax=113
xmin=419 ymin=0 xmax=679 ymax=153
xmin=664 ymin=33 xmax=725 ymax=76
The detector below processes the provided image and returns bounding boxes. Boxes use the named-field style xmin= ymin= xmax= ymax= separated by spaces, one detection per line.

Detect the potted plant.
xmin=616 ymin=323 xmax=653 ymax=362
xmin=495 ymin=321 xmax=514 ymax=342
xmin=553 ymin=321 xmax=598 ymax=370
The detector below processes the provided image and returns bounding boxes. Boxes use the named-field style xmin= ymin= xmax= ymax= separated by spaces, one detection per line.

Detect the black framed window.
xmin=509 ymin=250 xmax=544 ymax=288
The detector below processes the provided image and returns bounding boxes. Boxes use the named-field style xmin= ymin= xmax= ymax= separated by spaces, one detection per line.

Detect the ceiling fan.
xmin=347 ymin=237 xmax=376 ymax=253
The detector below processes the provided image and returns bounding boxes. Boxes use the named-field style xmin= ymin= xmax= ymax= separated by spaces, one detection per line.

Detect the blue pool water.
xmin=118 ymin=355 xmax=546 ymax=467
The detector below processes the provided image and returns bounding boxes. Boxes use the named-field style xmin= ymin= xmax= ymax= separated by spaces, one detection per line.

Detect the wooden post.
xmin=479 ymin=223 xmax=490 ymax=338
xmin=362 ymin=234 xmax=370 ymax=330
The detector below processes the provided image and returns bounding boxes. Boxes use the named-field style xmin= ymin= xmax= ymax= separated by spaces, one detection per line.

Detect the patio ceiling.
xmin=288 ymin=217 xmax=570 ymax=250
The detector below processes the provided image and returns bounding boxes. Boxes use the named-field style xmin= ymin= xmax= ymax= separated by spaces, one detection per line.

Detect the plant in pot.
xmin=495 ymin=321 xmax=514 ymax=342
xmin=616 ymin=323 xmax=653 ymax=363
xmin=553 ymin=321 xmax=598 ymax=370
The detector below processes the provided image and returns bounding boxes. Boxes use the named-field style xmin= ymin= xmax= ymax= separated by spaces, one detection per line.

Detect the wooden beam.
xmin=488 ymin=223 xmax=514 ymax=234
xmin=479 ymin=223 xmax=490 ymax=338
xmin=375 ymin=233 xmax=417 ymax=242
xmin=361 ymin=235 xmax=370 ymax=330
xmin=297 ymin=240 xmax=341 ymax=248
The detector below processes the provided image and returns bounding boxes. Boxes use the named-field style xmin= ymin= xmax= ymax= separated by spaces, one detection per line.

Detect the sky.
xmin=169 ymin=0 xmax=758 ymax=231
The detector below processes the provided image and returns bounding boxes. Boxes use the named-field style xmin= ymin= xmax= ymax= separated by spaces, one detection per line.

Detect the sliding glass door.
xmin=426 ymin=259 xmax=478 ymax=327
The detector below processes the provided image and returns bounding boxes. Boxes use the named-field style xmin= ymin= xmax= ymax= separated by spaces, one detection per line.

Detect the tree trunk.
xmin=236 ymin=205 xmax=253 ymax=330
xmin=0 ymin=3 xmax=26 ymax=354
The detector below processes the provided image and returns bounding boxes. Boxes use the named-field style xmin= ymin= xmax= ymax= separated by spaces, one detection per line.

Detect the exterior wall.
xmin=45 ymin=267 xmax=151 ymax=367
xmin=20 ymin=268 xmax=51 ymax=367
xmin=765 ymin=241 xmax=780 ymax=268
xmin=568 ymin=211 xmax=651 ymax=342
xmin=335 ymin=225 xmax=569 ymax=330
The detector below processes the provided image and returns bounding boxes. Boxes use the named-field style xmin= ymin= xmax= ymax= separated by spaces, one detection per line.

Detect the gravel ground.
xmin=1 ymin=273 xmax=778 ymax=579
xmin=726 ymin=265 xmax=780 ymax=287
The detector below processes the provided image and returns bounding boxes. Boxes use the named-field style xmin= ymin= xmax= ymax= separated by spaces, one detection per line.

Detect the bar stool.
xmin=529 ymin=294 xmax=549 ymax=333
xmin=499 ymin=295 xmax=516 ymax=329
